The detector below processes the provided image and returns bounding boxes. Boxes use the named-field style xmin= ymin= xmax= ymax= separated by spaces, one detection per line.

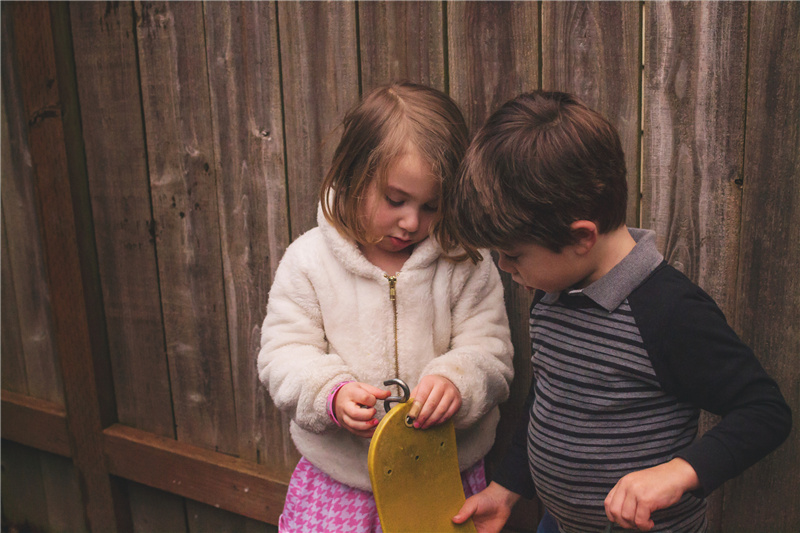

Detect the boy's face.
xmin=497 ymin=241 xmax=590 ymax=294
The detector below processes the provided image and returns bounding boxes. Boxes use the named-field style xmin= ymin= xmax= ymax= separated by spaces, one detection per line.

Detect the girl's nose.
xmin=398 ymin=209 xmax=419 ymax=233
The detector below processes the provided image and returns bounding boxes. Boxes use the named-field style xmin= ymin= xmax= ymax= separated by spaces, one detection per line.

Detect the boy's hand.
xmin=604 ymin=458 xmax=700 ymax=531
xmin=408 ymin=374 xmax=462 ymax=429
xmin=452 ymin=481 xmax=520 ymax=533
xmin=333 ymin=382 xmax=391 ymax=438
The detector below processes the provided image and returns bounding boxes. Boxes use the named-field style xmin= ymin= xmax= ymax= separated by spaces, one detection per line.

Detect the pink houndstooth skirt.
xmin=279 ymin=456 xmax=487 ymax=533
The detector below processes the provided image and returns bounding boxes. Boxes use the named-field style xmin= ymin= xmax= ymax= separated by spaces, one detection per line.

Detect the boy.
xmin=440 ymin=91 xmax=791 ymax=532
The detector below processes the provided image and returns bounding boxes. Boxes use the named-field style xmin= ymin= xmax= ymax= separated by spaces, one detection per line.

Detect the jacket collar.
xmin=317 ymin=203 xmax=443 ymax=278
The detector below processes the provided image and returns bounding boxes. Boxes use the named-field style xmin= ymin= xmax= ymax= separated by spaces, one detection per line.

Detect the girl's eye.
xmin=385 ymin=196 xmax=403 ymax=207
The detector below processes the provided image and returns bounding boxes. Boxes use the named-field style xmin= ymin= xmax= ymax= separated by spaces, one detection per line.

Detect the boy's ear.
xmin=569 ymin=220 xmax=598 ymax=255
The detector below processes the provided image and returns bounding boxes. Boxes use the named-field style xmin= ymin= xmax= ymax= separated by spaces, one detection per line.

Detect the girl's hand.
xmin=333 ymin=382 xmax=391 ymax=438
xmin=409 ymin=375 xmax=462 ymax=429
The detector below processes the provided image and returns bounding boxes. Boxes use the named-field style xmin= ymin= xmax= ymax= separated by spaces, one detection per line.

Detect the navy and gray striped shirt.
xmin=495 ymin=229 xmax=791 ymax=533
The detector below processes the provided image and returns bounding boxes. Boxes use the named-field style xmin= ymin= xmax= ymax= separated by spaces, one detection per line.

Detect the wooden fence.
xmin=1 ymin=1 xmax=797 ymax=532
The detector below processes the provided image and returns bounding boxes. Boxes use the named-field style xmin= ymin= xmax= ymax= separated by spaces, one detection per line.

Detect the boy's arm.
xmin=452 ymin=376 xmax=536 ymax=531
xmin=631 ymin=270 xmax=792 ymax=496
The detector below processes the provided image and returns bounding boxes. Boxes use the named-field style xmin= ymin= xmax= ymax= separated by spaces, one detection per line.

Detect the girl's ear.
xmin=569 ymin=220 xmax=598 ymax=255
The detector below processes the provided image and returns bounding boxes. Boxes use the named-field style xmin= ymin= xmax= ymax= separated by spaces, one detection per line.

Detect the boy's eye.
xmin=422 ymin=202 xmax=439 ymax=212
xmin=501 ymin=252 xmax=519 ymax=262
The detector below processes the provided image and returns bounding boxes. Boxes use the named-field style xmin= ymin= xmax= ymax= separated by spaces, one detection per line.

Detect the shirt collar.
xmin=541 ymin=228 xmax=664 ymax=312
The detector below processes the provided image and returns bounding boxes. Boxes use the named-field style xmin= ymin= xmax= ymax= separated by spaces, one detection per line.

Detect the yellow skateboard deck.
xmin=368 ymin=400 xmax=476 ymax=533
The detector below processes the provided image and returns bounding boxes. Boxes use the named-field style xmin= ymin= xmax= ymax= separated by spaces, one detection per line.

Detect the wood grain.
xmin=203 ymin=0 xmax=296 ymax=481
xmin=447 ymin=1 xmax=539 ymax=130
xmin=7 ymin=2 xmax=123 ymax=530
xmin=134 ymin=0 xmax=237 ymax=452
xmin=278 ymin=0 xmax=360 ymax=238
xmin=448 ymin=3 xmax=541 ymax=529
xmin=542 ymin=0 xmax=642 ymax=226
xmin=724 ymin=3 xmax=800 ymax=532
xmin=641 ymin=5 xmax=749 ymax=527
xmin=0 ymin=7 xmax=62 ymax=402
xmin=358 ymin=0 xmax=445 ymax=92
xmin=642 ymin=1 xmax=747 ymax=311
xmin=1 ymin=390 xmax=70 ymax=457
xmin=69 ymin=1 xmax=175 ymax=439
xmin=104 ymin=424 xmax=288 ymax=525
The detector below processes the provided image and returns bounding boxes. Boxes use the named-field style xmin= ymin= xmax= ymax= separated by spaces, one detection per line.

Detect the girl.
xmin=258 ymin=82 xmax=514 ymax=532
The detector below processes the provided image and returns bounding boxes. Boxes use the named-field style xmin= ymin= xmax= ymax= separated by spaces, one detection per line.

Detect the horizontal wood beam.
xmin=103 ymin=424 xmax=287 ymax=524
xmin=1 ymin=395 xmax=288 ymax=525
xmin=1 ymin=390 xmax=71 ymax=457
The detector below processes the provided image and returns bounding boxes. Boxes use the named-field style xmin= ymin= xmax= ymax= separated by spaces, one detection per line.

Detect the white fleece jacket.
xmin=258 ymin=207 xmax=514 ymax=491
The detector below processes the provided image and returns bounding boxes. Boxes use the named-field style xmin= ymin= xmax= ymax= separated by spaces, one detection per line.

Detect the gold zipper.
xmin=385 ymin=275 xmax=399 ymax=380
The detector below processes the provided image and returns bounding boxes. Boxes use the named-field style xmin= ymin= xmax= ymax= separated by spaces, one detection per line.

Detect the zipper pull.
xmin=385 ymin=275 xmax=397 ymax=301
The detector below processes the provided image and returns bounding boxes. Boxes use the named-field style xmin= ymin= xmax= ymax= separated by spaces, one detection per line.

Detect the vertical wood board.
xmin=278 ymin=1 xmax=360 ymax=238
xmin=0 ymin=8 xmax=62 ymax=403
xmin=541 ymin=0 xmax=642 ymax=226
xmin=641 ymin=1 xmax=747 ymax=316
xmin=70 ymin=1 xmax=175 ymax=439
xmin=134 ymin=0 xmax=237 ymax=453
xmin=448 ymin=3 xmax=541 ymax=529
xmin=203 ymin=0 xmax=297 ymax=478
xmin=358 ymin=1 xmax=445 ymax=92
xmin=7 ymin=2 xmax=122 ymax=530
xmin=724 ymin=3 xmax=800 ymax=531
xmin=447 ymin=1 xmax=539 ymax=131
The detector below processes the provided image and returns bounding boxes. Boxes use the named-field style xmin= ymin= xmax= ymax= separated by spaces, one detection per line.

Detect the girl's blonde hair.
xmin=320 ymin=82 xmax=469 ymax=246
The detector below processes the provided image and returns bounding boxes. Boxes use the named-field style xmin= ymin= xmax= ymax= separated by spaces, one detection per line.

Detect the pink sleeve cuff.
xmin=326 ymin=381 xmax=353 ymax=427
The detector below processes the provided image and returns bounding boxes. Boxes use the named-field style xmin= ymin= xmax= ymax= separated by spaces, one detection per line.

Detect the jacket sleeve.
xmin=421 ymin=252 xmax=515 ymax=429
xmin=257 ymin=243 xmax=356 ymax=433
xmin=632 ymin=266 xmax=792 ymax=496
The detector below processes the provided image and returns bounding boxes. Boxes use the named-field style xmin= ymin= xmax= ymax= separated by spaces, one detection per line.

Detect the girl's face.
xmin=359 ymin=148 xmax=439 ymax=270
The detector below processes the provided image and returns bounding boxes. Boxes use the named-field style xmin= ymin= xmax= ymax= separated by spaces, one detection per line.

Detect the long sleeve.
xmin=421 ymin=255 xmax=515 ymax=428
xmin=630 ymin=266 xmax=792 ymax=496
xmin=257 ymin=242 xmax=355 ymax=433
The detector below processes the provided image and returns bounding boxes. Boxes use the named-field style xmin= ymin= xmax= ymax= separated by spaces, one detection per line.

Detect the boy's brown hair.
xmin=321 ymin=82 xmax=469 ymax=246
xmin=437 ymin=91 xmax=627 ymax=261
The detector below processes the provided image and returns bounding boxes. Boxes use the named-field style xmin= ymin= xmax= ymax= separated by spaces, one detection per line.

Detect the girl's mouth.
xmin=390 ymin=236 xmax=412 ymax=248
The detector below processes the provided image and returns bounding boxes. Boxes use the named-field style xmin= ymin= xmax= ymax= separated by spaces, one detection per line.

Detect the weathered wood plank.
xmin=0 ymin=6 xmax=61 ymax=403
xmin=641 ymin=3 xmax=750 ymax=530
xmin=358 ymin=0 xmax=445 ymax=92
xmin=448 ymin=1 xmax=539 ymax=130
xmin=1 ymin=390 xmax=70 ymax=457
xmin=1 ymin=132 xmax=27 ymax=395
xmin=70 ymin=3 xmax=187 ymax=529
xmin=277 ymin=0 xmax=360 ymax=238
xmin=642 ymin=1 xmax=747 ymax=308
xmin=134 ymin=0 xmax=236 ymax=452
xmin=724 ymin=3 xmax=800 ymax=532
xmin=7 ymin=2 xmax=124 ymax=530
xmin=541 ymin=0 xmax=642 ymax=226
xmin=203 ymin=1 xmax=295 ymax=485
xmin=69 ymin=1 xmax=175 ymax=439
xmin=448 ymin=3 xmax=541 ymax=529
xmin=104 ymin=424 xmax=288 ymax=525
